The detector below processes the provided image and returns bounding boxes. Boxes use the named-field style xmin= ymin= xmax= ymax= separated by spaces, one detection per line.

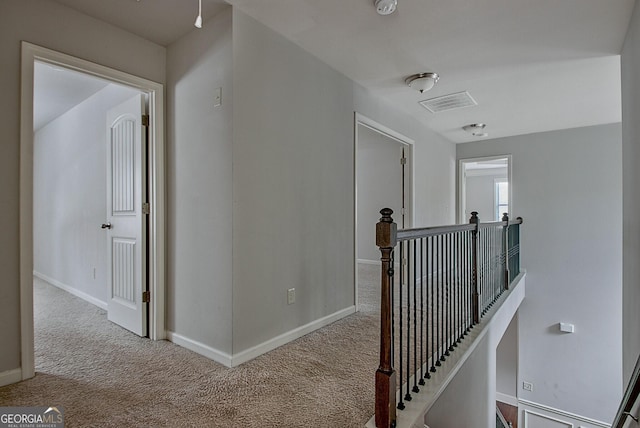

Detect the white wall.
xmin=232 ymin=9 xmax=358 ymax=354
xmin=0 ymin=0 xmax=165 ymax=374
xmin=34 ymin=84 xmax=140 ymax=306
xmin=426 ymin=332 xmax=495 ymax=428
xmin=425 ymin=275 xmax=525 ymax=428
xmin=0 ymin=0 xmax=456 ymax=372
xmin=353 ymin=85 xmax=456 ymax=228
xmin=496 ymin=314 xmax=518 ymax=402
xmin=457 ymin=124 xmax=623 ymax=423
xmin=621 ymin=0 xmax=640 ymax=386
xmin=464 ymin=168 xmax=507 ymax=222
xmin=357 ymin=125 xmax=405 ymax=263
xmin=166 ymin=7 xmax=234 ymax=355
xmin=231 ymin=9 xmax=456 ymax=356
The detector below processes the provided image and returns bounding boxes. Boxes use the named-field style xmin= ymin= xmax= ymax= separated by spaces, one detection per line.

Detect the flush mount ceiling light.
xmin=375 ymin=0 xmax=398 ymax=15
xmin=462 ymin=123 xmax=488 ymax=137
xmin=194 ymin=0 xmax=202 ymax=28
xmin=405 ymin=72 xmax=440 ymax=93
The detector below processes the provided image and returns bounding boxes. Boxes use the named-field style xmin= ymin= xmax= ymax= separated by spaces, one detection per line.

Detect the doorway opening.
xmin=20 ymin=42 xmax=166 ymax=380
xmin=354 ymin=113 xmax=414 ymax=310
xmin=458 ymin=156 xmax=512 ymax=224
xmin=496 ymin=314 xmax=519 ymax=428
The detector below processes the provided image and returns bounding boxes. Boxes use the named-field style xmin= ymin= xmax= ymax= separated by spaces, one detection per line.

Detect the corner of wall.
xmin=622 ymin=0 xmax=640 ymax=387
xmin=165 ymin=5 xmax=234 ymax=355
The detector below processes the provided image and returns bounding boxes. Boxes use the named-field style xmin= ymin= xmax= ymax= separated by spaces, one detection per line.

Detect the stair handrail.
xmin=612 ymin=354 xmax=640 ymax=427
xmin=374 ymin=208 xmax=523 ymax=428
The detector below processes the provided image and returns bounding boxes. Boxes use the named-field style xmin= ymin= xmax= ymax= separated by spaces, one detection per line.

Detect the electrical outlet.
xmin=523 ymin=381 xmax=533 ymax=392
xmin=287 ymin=288 xmax=295 ymax=305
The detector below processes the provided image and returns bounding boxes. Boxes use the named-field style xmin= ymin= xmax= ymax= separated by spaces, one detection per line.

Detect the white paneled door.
xmin=105 ymin=94 xmax=147 ymax=337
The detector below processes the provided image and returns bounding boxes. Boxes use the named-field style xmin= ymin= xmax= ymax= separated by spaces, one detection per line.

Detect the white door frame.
xmin=458 ymin=155 xmax=513 ymax=224
xmin=19 ymin=42 xmax=166 ymax=380
xmin=354 ymin=112 xmax=415 ymax=311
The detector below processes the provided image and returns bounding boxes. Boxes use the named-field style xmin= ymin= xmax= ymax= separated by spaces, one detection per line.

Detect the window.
xmin=495 ymin=180 xmax=509 ymax=221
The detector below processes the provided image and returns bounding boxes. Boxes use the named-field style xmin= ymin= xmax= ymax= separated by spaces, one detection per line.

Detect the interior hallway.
xmin=0 ymin=266 xmax=381 ymax=427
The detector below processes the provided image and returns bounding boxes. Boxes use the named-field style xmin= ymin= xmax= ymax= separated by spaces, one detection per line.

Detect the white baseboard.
xmin=497 ymin=392 xmax=518 ymax=407
xmin=34 ymin=271 xmax=107 ymax=311
xmin=357 ymin=259 xmax=380 ymax=265
xmin=165 ymin=331 xmax=233 ymax=368
xmin=167 ymin=306 xmax=356 ymax=368
xmin=0 ymin=368 xmax=22 ymax=387
xmin=231 ymin=306 xmax=356 ymax=367
xmin=519 ymin=399 xmax=611 ymax=428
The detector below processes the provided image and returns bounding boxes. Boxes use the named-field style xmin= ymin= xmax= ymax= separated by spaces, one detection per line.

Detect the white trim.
xmin=20 ymin=43 xmax=36 ymax=381
xmin=496 ymin=392 xmax=519 ymax=407
xmin=20 ymin=42 xmax=166 ymax=381
xmin=231 ymin=306 xmax=356 ymax=367
xmin=523 ymin=409 xmax=573 ymax=428
xmin=34 ymin=271 xmax=108 ymax=310
xmin=356 ymin=114 xmax=415 ymax=146
xmin=354 ymin=112 xmax=415 ymax=313
xmin=519 ymin=399 xmax=612 ymax=428
xmin=357 ymin=258 xmax=381 ymax=266
xmin=464 ymin=167 xmax=508 ymax=178
xmin=457 ymin=154 xmax=513 ymax=224
xmin=166 ymin=331 xmax=233 ymax=368
xmin=167 ymin=306 xmax=356 ymax=368
xmin=0 ymin=369 xmax=23 ymax=387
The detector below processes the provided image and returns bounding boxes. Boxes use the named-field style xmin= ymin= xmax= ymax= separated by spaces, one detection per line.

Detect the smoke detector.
xmin=375 ymin=0 xmax=397 ymax=15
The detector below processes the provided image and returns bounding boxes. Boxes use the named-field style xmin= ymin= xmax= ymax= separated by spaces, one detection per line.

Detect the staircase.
xmin=367 ymin=209 xmax=524 ymax=427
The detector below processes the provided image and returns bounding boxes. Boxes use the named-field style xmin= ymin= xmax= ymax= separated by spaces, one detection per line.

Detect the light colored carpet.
xmin=0 ymin=265 xmax=382 ymax=427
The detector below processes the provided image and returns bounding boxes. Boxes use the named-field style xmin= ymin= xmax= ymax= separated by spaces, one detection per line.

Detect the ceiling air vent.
xmin=419 ymin=91 xmax=478 ymax=113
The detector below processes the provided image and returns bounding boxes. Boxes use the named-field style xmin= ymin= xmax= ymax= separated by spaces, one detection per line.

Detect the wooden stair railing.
xmin=375 ymin=208 xmax=397 ymax=428
xmin=374 ymin=209 xmax=523 ymax=428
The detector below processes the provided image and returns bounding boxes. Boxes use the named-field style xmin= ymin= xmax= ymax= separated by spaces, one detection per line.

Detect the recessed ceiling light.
xmin=375 ymin=0 xmax=398 ymax=15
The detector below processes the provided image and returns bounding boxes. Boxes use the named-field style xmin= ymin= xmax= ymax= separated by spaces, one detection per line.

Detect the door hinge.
xmin=401 ymin=207 xmax=406 ymax=215
xmin=142 ymin=115 xmax=149 ymax=127
xmin=143 ymin=202 xmax=150 ymax=215
xmin=400 ymin=157 xmax=407 ymax=165
xmin=142 ymin=291 xmax=150 ymax=303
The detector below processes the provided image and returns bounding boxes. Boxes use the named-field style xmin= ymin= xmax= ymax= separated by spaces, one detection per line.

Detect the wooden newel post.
xmin=502 ymin=213 xmax=510 ymax=290
xmin=375 ymin=208 xmax=397 ymax=428
xmin=469 ymin=211 xmax=480 ymax=324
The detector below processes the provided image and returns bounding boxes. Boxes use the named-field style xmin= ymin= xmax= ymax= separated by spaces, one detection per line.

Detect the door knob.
xmin=101 ymin=223 xmax=112 ymax=229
